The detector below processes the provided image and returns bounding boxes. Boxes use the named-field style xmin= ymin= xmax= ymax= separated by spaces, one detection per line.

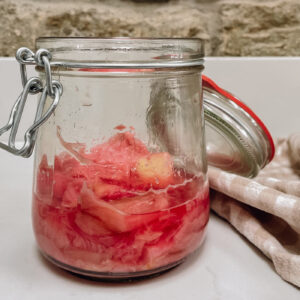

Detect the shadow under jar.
xmin=31 ymin=38 xmax=209 ymax=279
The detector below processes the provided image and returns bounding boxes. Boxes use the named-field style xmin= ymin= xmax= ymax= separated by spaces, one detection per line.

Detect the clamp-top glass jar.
xmin=31 ymin=38 xmax=209 ymax=279
xmin=0 ymin=37 xmax=275 ymax=280
xmin=0 ymin=38 xmax=274 ymax=279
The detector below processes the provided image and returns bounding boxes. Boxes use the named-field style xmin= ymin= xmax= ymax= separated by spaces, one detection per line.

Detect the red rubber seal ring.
xmin=202 ymin=75 xmax=275 ymax=162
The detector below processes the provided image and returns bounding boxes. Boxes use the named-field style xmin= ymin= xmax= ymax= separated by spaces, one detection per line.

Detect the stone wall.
xmin=1 ymin=0 xmax=299 ymax=56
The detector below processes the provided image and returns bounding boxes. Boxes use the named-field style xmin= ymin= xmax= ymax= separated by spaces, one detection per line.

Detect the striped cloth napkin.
xmin=209 ymin=133 xmax=300 ymax=287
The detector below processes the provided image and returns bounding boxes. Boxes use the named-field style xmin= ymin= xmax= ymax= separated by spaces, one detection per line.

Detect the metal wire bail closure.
xmin=0 ymin=47 xmax=63 ymax=158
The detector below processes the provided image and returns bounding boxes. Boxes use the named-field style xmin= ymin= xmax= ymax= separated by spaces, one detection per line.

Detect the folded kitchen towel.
xmin=209 ymin=133 xmax=300 ymax=287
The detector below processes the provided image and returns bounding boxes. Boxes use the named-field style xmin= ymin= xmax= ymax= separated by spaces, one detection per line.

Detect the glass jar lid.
xmin=203 ymin=75 xmax=275 ymax=178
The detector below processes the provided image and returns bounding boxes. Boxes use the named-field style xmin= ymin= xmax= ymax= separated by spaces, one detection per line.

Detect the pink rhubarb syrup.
xmin=32 ymin=130 xmax=209 ymax=276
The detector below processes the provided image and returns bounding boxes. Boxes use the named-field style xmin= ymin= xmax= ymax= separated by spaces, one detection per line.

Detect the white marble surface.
xmin=0 ymin=150 xmax=299 ymax=299
xmin=0 ymin=58 xmax=300 ymax=299
xmin=2 ymin=57 xmax=300 ymax=140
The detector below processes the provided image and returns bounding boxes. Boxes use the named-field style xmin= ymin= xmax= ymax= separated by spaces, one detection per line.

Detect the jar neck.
xmin=35 ymin=37 xmax=204 ymax=70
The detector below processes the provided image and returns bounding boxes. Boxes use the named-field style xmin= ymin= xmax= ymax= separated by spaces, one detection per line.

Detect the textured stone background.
xmin=1 ymin=0 xmax=300 ymax=56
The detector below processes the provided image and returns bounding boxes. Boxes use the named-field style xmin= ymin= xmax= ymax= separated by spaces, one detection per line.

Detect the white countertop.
xmin=1 ymin=58 xmax=300 ymax=299
xmin=0 ymin=150 xmax=299 ymax=300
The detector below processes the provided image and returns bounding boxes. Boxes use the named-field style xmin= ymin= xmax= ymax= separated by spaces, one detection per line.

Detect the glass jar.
xmin=0 ymin=37 xmax=274 ymax=280
xmin=32 ymin=38 xmax=209 ymax=279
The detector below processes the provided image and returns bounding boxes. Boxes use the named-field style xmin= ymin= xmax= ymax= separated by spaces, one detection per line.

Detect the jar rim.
xmin=35 ymin=37 xmax=204 ymax=69
xmin=37 ymin=36 xmax=204 ymax=41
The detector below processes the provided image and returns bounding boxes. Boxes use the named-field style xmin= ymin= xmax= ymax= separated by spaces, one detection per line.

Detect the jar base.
xmin=41 ymin=251 xmax=185 ymax=282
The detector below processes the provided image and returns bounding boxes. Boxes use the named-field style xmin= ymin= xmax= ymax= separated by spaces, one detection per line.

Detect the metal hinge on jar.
xmin=0 ymin=48 xmax=63 ymax=157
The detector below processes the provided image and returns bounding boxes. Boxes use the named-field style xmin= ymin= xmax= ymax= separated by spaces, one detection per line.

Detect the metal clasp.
xmin=0 ymin=47 xmax=63 ymax=157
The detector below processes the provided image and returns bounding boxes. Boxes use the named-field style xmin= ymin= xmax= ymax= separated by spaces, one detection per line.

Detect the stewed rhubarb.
xmin=33 ymin=131 xmax=209 ymax=274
